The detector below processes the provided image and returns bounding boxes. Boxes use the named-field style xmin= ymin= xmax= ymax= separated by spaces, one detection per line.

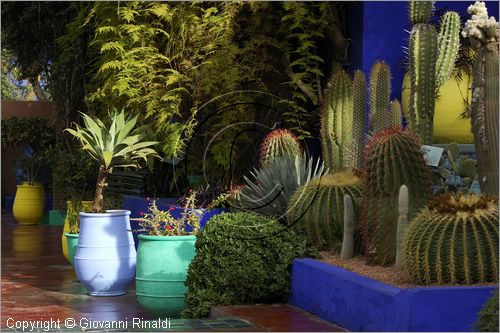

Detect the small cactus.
xmin=341 ymin=194 xmax=355 ymax=259
xmin=404 ymin=194 xmax=499 ymax=285
xmin=389 ymin=99 xmax=402 ymax=127
xmin=395 ymin=185 xmax=409 ymax=270
xmin=259 ymin=129 xmax=302 ymax=166
xmin=435 ymin=11 xmax=461 ymax=87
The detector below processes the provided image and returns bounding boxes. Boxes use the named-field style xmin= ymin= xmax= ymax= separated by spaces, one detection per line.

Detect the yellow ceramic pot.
xmin=12 ymin=183 xmax=45 ymax=225
xmin=62 ymin=200 xmax=93 ymax=263
xmin=402 ymin=70 xmax=473 ymax=144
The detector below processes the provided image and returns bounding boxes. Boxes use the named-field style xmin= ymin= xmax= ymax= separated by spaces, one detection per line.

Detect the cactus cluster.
xmin=287 ymin=170 xmax=362 ymax=252
xmin=259 ymin=129 xmax=302 ymax=167
xmin=404 ymin=194 xmax=499 ymax=285
xmin=462 ymin=2 xmax=499 ymax=195
xmin=320 ymin=64 xmax=402 ymax=171
xmin=407 ymin=1 xmax=461 ymax=144
xmin=360 ymin=127 xmax=432 ymax=265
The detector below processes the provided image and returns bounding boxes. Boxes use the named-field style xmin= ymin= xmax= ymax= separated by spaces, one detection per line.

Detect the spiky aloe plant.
xmin=462 ymin=2 xmax=499 ymax=195
xmin=287 ymin=170 xmax=363 ymax=252
xmin=407 ymin=1 xmax=461 ymax=144
xmin=65 ymin=110 xmax=159 ymax=212
xmin=231 ymin=154 xmax=325 ymax=219
xmin=320 ymin=69 xmax=353 ymax=171
xmin=404 ymin=194 xmax=499 ymax=285
xmin=360 ymin=127 xmax=432 ymax=265
xmin=369 ymin=61 xmax=391 ymax=133
xmin=259 ymin=129 xmax=302 ymax=166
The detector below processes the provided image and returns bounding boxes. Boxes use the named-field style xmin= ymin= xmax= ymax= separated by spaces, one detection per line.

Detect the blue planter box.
xmin=123 ymin=195 xmax=227 ymax=249
xmin=290 ymin=258 xmax=497 ymax=332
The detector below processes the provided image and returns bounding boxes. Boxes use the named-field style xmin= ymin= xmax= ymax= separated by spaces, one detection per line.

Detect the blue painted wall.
xmin=290 ymin=258 xmax=498 ymax=332
xmin=347 ymin=1 xmax=499 ymax=101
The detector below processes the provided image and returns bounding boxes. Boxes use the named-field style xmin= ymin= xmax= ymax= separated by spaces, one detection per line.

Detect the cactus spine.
xmin=360 ymin=128 xmax=432 ymax=265
xmin=349 ymin=70 xmax=367 ymax=169
xmin=395 ymin=185 xmax=409 ymax=270
xmin=407 ymin=2 xmax=460 ymax=144
xmin=369 ymin=61 xmax=391 ymax=133
xmin=259 ymin=129 xmax=302 ymax=166
xmin=435 ymin=11 xmax=461 ymax=87
xmin=320 ymin=70 xmax=353 ymax=171
xmin=288 ymin=171 xmax=362 ymax=252
xmin=404 ymin=194 xmax=499 ymax=285
xmin=341 ymin=194 xmax=355 ymax=259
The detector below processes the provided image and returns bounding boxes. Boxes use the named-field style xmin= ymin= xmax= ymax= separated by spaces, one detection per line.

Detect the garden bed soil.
xmin=318 ymin=252 xmax=497 ymax=288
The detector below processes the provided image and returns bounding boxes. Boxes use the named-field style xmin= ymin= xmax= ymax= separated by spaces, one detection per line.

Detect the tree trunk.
xmin=93 ymin=166 xmax=113 ymax=213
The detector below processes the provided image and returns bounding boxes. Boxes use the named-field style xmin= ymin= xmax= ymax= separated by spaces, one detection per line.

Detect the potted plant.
xmin=134 ymin=191 xmax=200 ymax=316
xmin=65 ymin=109 xmax=159 ymax=296
xmin=1 ymin=117 xmax=56 ymax=225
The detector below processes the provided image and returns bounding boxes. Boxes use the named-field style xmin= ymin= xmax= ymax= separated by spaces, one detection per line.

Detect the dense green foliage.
xmin=2 ymin=2 xmax=347 ymax=190
xmin=475 ymin=290 xmax=499 ymax=332
xmin=404 ymin=194 xmax=499 ymax=285
xmin=182 ymin=212 xmax=313 ymax=318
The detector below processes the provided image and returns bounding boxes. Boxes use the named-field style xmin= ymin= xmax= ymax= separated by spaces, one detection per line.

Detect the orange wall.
xmin=1 ymin=101 xmax=55 ymax=200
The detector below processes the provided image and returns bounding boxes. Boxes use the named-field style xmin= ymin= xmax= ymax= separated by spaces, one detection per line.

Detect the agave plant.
xmin=65 ymin=110 xmax=159 ymax=213
xmin=230 ymin=154 xmax=326 ymax=220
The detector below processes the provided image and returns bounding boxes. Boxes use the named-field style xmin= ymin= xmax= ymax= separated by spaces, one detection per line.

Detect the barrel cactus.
xmin=404 ymin=194 xmax=499 ymax=285
xmin=259 ymin=129 xmax=302 ymax=166
xmin=287 ymin=170 xmax=363 ymax=252
xmin=360 ymin=127 xmax=432 ymax=265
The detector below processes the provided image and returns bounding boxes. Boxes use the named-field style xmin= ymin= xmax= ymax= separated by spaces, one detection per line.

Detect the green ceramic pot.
xmin=136 ymin=234 xmax=196 ymax=317
xmin=64 ymin=233 xmax=79 ymax=266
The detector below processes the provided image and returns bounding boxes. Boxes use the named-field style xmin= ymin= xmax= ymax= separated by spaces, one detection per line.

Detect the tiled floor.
xmin=1 ymin=213 xmax=345 ymax=332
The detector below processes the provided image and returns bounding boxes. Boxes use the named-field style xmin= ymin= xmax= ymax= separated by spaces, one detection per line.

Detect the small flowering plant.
xmin=133 ymin=191 xmax=201 ymax=236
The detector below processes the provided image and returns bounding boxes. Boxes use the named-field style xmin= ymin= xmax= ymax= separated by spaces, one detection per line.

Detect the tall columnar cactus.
xmin=360 ymin=128 xmax=432 ymax=265
xmin=435 ymin=11 xmax=461 ymax=87
xmin=409 ymin=23 xmax=438 ymax=144
xmin=369 ymin=61 xmax=391 ymax=133
xmin=395 ymin=185 xmax=409 ymax=270
xmin=389 ymin=99 xmax=402 ymax=127
xmin=407 ymin=1 xmax=461 ymax=144
xmin=259 ymin=129 xmax=302 ymax=166
xmin=462 ymin=2 xmax=499 ymax=195
xmin=341 ymin=194 xmax=355 ymax=259
xmin=409 ymin=1 xmax=434 ymax=24
xmin=320 ymin=70 xmax=353 ymax=171
xmin=349 ymin=70 xmax=367 ymax=169
xmin=404 ymin=194 xmax=499 ymax=285
xmin=287 ymin=170 xmax=362 ymax=252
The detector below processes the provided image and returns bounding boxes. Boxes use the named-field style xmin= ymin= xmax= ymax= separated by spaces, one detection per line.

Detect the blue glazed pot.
xmin=74 ymin=210 xmax=136 ymax=296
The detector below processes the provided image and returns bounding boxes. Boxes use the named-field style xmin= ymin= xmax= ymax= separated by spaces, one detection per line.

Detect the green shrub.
xmin=182 ymin=212 xmax=314 ymax=318
xmin=475 ymin=290 xmax=499 ymax=332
